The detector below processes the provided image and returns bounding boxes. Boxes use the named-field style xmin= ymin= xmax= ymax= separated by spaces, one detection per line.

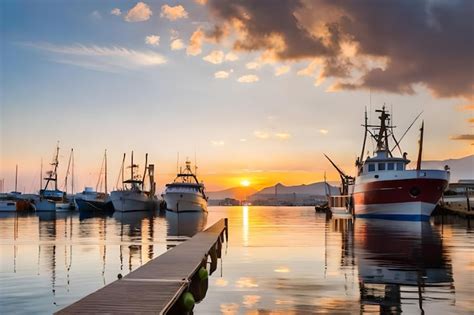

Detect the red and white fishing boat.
xmin=351 ymin=107 xmax=449 ymax=220
xmin=326 ymin=107 xmax=450 ymax=221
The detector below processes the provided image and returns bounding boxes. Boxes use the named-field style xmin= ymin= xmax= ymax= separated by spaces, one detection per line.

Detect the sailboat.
xmin=0 ymin=165 xmax=35 ymax=211
xmin=35 ymin=144 xmax=74 ymax=211
xmin=110 ymin=152 xmax=156 ymax=212
xmin=75 ymin=150 xmax=111 ymax=212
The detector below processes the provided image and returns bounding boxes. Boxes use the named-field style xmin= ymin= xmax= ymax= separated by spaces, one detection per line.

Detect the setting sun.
xmin=240 ymin=179 xmax=251 ymax=187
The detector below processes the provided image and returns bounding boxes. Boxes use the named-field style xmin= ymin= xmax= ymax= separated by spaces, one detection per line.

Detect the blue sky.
xmin=1 ymin=0 xmax=472 ymax=192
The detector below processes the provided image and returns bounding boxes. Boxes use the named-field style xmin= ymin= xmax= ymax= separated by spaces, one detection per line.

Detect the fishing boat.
xmin=110 ymin=152 xmax=156 ymax=212
xmin=75 ymin=150 xmax=111 ymax=212
xmin=35 ymin=144 xmax=75 ymax=211
xmin=326 ymin=107 xmax=449 ymax=221
xmin=162 ymin=160 xmax=208 ymax=212
xmin=0 ymin=165 xmax=35 ymax=211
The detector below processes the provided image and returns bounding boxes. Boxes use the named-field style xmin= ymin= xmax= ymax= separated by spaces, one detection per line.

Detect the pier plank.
xmin=56 ymin=218 xmax=227 ymax=315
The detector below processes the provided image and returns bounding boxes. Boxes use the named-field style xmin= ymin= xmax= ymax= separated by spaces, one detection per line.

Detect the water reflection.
xmin=354 ymin=219 xmax=454 ymax=314
xmin=166 ymin=211 xmax=207 ymax=249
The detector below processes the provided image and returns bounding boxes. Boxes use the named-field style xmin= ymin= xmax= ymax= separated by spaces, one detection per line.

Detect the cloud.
xmin=225 ymin=52 xmax=239 ymax=61
xmin=275 ymin=65 xmax=290 ymax=76
xmin=110 ymin=8 xmax=122 ymax=16
xmin=203 ymin=50 xmax=224 ymax=64
xmin=238 ymin=74 xmax=259 ymax=83
xmin=187 ymin=28 xmax=204 ymax=56
xmin=319 ymin=129 xmax=329 ymax=135
xmin=468 ymin=118 xmax=474 ymax=124
xmin=205 ymin=0 xmax=474 ymax=100
xmin=245 ymin=62 xmax=260 ymax=70
xmin=195 ymin=0 xmax=207 ymax=5
xmin=145 ymin=35 xmax=160 ymax=46
xmin=254 ymin=130 xmax=269 ymax=139
xmin=450 ymin=134 xmax=474 ymax=141
xmin=125 ymin=2 xmax=152 ymax=22
xmin=170 ymin=39 xmax=185 ymax=50
xmin=214 ymin=70 xmax=231 ymax=79
xmin=90 ymin=10 xmax=102 ymax=20
xmin=160 ymin=4 xmax=188 ymax=21
xmin=24 ymin=42 xmax=166 ymax=72
xmin=275 ymin=132 xmax=291 ymax=140
xmin=211 ymin=140 xmax=225 ymax=146
xmin=240 ymin=138 xmax=247 ymax=142
xmin=297 ymin=59 xmax=321 ymax=77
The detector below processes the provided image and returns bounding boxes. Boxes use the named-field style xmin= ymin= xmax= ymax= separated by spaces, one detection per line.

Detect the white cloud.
xmin=125 ymin=2 xmax=152 ymax=22
xmin=275 ymin=65 xmax=290 ymax=76
xmin=275 ymin=132 xmax=291 ymax=140
xmin=238 ymin=74 xmax=259 ymax=83
xmin=187 ymin=28 xmax=204 ymax=56
xmin=170 ymin=39 xmax=185 ymax=50
xmin=110 ymin=8 xmax=122 ymax=16
xmin=145 ymin=35 xmax=160 ymax=46
xmin=160 ymin=4 xmax=188 ymax=21
xmin=211 ymin=140 xmax=225 ymax=146
xmin=214 ymin=71 xmax=230 ymax=79
xmin=170 ymin=29 xmax=179 ymax=40
xmin=90 ymin=10 xmax=102 ymax=20
xmin=246 ymin=62 xmax=260 ymax=70
xmin=254 ymin=130 xmax=269 ymax=139
xmin=240 ymin=138 xmax=247 ymax=142
xmin=319 ymin=129 xmax=329 ymax=135
xmin=25 ymin=42 xmax=166 ymax=72
xmin=203 ymin=50 xmax=224 ymax=64
xmin=225 ymin=52 xmax=239 ymax=62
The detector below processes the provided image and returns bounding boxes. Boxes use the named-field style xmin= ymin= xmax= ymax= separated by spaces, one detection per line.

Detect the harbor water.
xmin=0 ymin=207 xmax=472 ymax=314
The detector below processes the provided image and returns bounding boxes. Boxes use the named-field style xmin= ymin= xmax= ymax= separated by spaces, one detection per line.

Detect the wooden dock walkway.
xmin=56 ymin=218 xmax=228 ymax=315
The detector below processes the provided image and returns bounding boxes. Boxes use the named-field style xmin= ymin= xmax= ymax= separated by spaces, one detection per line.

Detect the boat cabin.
xmin=360 ymin=151 xmax=409 ymax=176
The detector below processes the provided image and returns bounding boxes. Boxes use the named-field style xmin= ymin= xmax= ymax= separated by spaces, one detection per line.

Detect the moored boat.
xmin=162 ymin=160 xmax=208 ymax=213
xmin=110 ymin=152 xmax=156 ymax=212
xmin=326 ymin=107 xmax=449 ymax=221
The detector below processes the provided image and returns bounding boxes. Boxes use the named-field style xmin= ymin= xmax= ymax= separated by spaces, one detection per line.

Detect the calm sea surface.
xmin=0 ymin=207 xmax=472 ymax=314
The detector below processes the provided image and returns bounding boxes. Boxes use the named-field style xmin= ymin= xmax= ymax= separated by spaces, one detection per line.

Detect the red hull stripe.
xmin=353 ymin=178 xmax=448 ymax=205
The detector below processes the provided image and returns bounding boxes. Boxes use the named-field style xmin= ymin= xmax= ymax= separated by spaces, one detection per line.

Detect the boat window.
xmin=368 ymin=164 xmax=375 ymax=172
xmin=387 ymin=162 xmax=395 ymax=170
xmin=397 ymin=162 xmax=404 ymax=170
xmin=378 ymin=163 xmax=386 ymax=171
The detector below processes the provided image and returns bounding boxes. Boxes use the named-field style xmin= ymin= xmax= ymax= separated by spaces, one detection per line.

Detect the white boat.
xmin=0 ymin=166 xmax=35 ymax=211
xmin=75 ymin=150 xmax=110 ymax=212
xmin=163 ymin=160 xmax=208 ymax=213
xmin=327 ymin=107 xmax=449 ymax=221
xmin=35 ymin=144 xmax=76 ymax=211
xmin=110 ymin=152 xmax=156 ymax=212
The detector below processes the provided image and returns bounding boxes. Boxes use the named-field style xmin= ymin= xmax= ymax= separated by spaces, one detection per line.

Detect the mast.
xmin=64 ymin=149 xmax=73 ymax=194
xmin=121 ymin=153 xmax=126 ymax=190
xmin=54 ymin=144 xmax=59 ymax=190
xmin=131 ymin=151 xmax=134 ymax=181
xmin=416 ymin=121 xmax=424 ymax=171
xmin=359 ymin=107 xmax=368 ymax=166
xmin=40 ymin=158 xmax=43 ymax=193
xmin=71 ymin=149 xmax=74 ymax=194
xmin=15 ymin=164 xmax=18 ymax=193
xmin=142 ymin=153 xmax=148 ymax=190
xmin=104 ymin=150 xmax=108 ymax=195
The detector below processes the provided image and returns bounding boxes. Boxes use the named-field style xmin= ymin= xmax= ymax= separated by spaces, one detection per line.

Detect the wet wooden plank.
xmin=56 ymin=218 xmax=227 ymax=315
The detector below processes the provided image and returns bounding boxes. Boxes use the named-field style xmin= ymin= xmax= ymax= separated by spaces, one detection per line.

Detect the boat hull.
xmin=110 ymin=191 xmax=152 ymax=212
xmin=75 ymin=198 xmax=109 ymax=212
xmin=163 ymin=192 xmax=207 ymax=213
xmin=353 ymin=177 xmax=448 ymax=221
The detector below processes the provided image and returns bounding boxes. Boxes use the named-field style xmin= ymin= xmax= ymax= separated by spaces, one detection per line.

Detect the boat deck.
xmin=55 ymin=218 xmax=228 ymax=314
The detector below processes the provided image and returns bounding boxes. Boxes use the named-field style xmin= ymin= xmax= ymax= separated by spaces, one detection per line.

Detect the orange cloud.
xmin=186 ymin=28 xmax=204 ymax=56
xmin=125 ymin=2 xmax=152 ymax=22
xmin=160 ymin=4 xmax=188 ymax=21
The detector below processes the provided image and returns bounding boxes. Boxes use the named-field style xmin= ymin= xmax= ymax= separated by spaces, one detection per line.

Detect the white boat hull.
xmin=354 ymin=201 xmax=436 ymax=221
xmin=163 ymin=192 xmax=207 ymax=212
xmin=110 ymin=191 xmax=152 ymax=212
xmin=0 ymin=200 xmax=17 ymax=211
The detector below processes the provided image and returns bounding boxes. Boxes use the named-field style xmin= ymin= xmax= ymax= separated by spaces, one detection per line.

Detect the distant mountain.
xmin=207 ymin=186 xmax=258 ymax=200
xmin=421 ymin=155 xmax=473 ymax=182
xmin=251 ymin=182 xmax=339 ymax=198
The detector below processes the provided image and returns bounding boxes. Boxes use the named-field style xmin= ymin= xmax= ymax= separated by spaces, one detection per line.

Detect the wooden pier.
xmin=56 ymin=218 xmax=228 ymax=315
